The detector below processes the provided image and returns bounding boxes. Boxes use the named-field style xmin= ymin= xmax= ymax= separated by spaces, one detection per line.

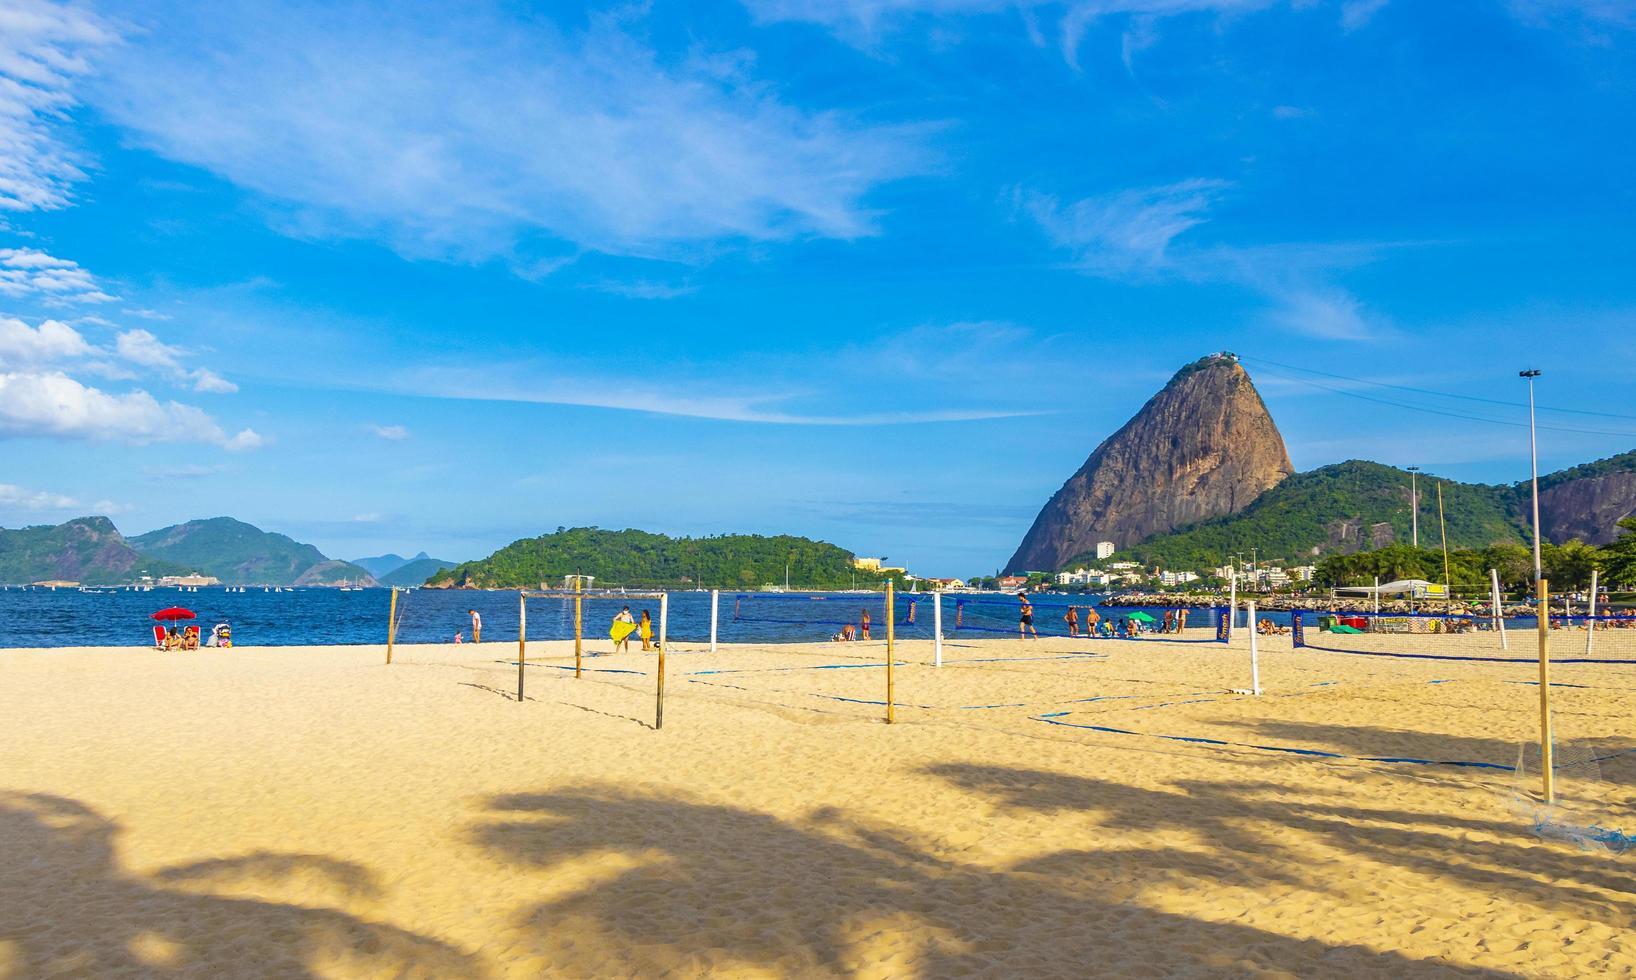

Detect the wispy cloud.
xmin=586 ymin=279 xmax=700 ymax=300
xmin=0 ymin=0 xmax=115 ymax=214
xmin=368 ymin=423 xmax=410 ymax=441
xmin=388 ymin=366 xmax=1041 ymax=426
xmin=745 ymin=0 xmax=1343 ymax=62
xmin=88 ymin=3 xmax=928 ymax=268
xmin=1020 ymin=180 xmax=1388 ymax=339
xmin=0 ymin=247 xmax=117 ymax=303
xmin=1507 ymin=0 xmax=1636 ymax=28
xmin=1020 ymin=179 xmax=1227 ymax=278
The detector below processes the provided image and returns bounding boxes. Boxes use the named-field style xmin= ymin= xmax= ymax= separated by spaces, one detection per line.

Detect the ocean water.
xmin=0 ymin=587 xmax=1252 ymax=648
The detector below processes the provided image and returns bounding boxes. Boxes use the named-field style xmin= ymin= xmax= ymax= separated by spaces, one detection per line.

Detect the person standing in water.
xmin=860 ymin=608 xmax=872 ymax=640
xmin=469 ymin=609 xmax=482 ymax=644
xmin=1085 ymin=605 xmax=1102 ymax=637
xmin=1018 ymin=593 xmax=1037 ymax=639
xmin=1064 ymin=606 xmax=1079 ymax=637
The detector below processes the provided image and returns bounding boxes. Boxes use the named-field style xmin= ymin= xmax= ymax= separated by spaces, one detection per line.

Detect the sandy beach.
xmin=4 ymin=632 xmax=1635 ymax=977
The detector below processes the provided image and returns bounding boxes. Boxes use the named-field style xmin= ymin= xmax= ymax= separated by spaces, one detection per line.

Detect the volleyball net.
xmin=1292 ymin=609 xmax=1636 ymax=665
xmin=720 ymin=591 xmax=1232 ymax=645
xmin=945 ymin=596 xmax=1229 ymax=642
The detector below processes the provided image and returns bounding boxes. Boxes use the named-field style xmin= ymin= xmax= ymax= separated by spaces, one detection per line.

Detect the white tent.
xmin=1333 ymin=579 xmax=1447 ymax=599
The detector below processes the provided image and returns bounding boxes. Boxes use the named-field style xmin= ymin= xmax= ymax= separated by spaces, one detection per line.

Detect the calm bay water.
xmin=0 ymin=587 xmax=1257 ymax=648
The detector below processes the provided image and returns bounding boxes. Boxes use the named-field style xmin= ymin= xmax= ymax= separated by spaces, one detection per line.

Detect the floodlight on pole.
xmin=1406 ymin=466 xmax=1420 ymax=549
xmin=1520 ymin=370 xmax=1543 ymax=582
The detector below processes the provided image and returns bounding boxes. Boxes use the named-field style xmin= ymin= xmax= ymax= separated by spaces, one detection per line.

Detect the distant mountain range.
xmin=0 ymin=516 xmax=451 ymax=587
xmin=351 ymin=551 xmax=456 ymax=585
xmin=1010 ymin=354 xmax=1636 ymax=573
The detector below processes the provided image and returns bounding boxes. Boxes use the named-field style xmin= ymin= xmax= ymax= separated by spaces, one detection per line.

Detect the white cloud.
xmin=114 ymin=328 xmax=183 ymax=370
xmin=0 ymin=315 xmax=91 ymax=365
xmin=0 ymin=369 xmax=244 ymax=445
xmin=223 ymin=427 xmax=262 ymax=451
xmin=88 ymin=3 xmax=926 ymax=266
xmin=121 ymin=307 xmax=172 ymax=320
xmin=0 ymin=482 xmax=79 ymax=510
xmin=1023 ymin=180 xmax=1386 ymax=339
xmin=115 ymin=328 xmax=237 ymax=393
xmin=0 ymin=247 xmax=117 ymax=303
xmin=368 ymin=423 xmax=410 ymax=441
xmin=190 ymin=368 xmax=237 ymax=393
xmin=0 ymin=0 xmax=115 ymax=213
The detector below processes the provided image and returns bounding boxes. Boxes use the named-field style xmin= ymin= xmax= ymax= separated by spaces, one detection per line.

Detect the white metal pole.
xmin=933 ymin=590 xmax=943 ymax=668
xmin=709 ymin=589 xmax=719 ymax=653
xmin=1247 ymin=600 xmax=1261 ymax=695
xmin=1411 ymin=470 xmax=1419 ymax=549
xmin=1491 ymin=567 xmax=1508 ymax=651
xmin=1525 ymin=372 xmax=1543 ymax=582
xmin=1587 ymin=569 xmax=1598 ymax=655
xmin=1373 ymin=576 xmax=1380 ymax=616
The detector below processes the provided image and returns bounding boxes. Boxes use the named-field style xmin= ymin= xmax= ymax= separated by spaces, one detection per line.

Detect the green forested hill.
xmin=427 ymin=528 xmax=888 ymax=589
xmin=1086 ymin=461 xmax=1526 ymax=569
xmin=0 ymin=517 xmax=185 ymax=585
xmin=130 ymin=517 xmax=374 ymax=586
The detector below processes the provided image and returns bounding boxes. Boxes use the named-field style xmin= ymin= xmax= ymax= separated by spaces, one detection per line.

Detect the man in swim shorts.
xmin=1018 ymin=593 xmax=1037 ymax=639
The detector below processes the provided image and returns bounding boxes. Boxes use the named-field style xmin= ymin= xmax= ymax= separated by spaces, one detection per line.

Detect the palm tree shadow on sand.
xmin=0 ymin=791 xmax=480 ymax=978
xmin=467 ymin=779 xmax=1516 ymax=977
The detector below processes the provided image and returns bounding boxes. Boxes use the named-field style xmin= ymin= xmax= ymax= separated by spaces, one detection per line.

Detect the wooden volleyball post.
xmin=886 ymin=580 xmax=896 ymax=725
xmin=573 ymin=576 xmax=584 ymax=679
xmin=385 ymin=588 xmax=398 ymax=665
xmin=656 ymin=591 xmax=669 ymax=730
xmin=516 ymin=590 xmax=527 ymax=702
xmin=1538 ymin=578 xmax=1554 ymax=803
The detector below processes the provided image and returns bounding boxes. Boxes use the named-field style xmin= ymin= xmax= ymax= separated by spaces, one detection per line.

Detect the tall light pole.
xmin=1520 ymin=370 xmax=1543 ymax=582
xmin=1406 ymin=465 xmax=1420 ymax=549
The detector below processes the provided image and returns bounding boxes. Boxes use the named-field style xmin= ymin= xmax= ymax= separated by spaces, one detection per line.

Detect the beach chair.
xmin=152 ymin=625 xmax=166 ymax=649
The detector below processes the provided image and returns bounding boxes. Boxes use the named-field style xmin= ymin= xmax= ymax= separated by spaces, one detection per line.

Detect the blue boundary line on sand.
xmin=1031 ymin=711 xmax=1513 ymax=771
xmin=1296 ymin=642 xmax=1636 ymax=666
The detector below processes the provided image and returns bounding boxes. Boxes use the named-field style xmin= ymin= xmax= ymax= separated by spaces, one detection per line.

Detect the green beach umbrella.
xmin=1128 ymin=611 xmax=1156 ymax=622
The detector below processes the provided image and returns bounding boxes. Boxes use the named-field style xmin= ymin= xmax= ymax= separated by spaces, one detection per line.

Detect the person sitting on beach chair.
xmin=164 ymin=627 xmax=183 ymax=650
xmin=181 ymin=625 xmax=200 ymax=651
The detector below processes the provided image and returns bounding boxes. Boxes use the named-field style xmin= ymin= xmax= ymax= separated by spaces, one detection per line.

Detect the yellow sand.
xmin=3 ymin=631 xmax=1636 ymax=978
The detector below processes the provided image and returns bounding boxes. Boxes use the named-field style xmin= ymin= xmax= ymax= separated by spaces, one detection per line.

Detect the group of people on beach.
xmin=154 ymin=623 xmax=232 ymax=650
xmin=611 ymin=606 xmax=657 ymax=652
xmin=1052 ymin=597 xmax=1188 ymax=639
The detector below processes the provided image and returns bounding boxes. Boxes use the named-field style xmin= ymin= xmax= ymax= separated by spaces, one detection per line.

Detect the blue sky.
xmin=1 ymin=0 xmax=1633 ymax=576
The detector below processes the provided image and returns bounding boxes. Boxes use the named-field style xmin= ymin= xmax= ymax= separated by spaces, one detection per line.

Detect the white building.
xmin=1094 ymin=541 xmax=1116 ymax=560
xmin=1159 ymin=570 xmax=1200 ymax=587
xmin=1289 ymin=565 xmax=1318 ymax=582
xmin=1105 ymin=561 xmax=1141 ymax=571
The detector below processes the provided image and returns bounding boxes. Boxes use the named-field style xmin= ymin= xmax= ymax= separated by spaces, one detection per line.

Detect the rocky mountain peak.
xmin=1006 ymin=354 xmax=1294 ymax=573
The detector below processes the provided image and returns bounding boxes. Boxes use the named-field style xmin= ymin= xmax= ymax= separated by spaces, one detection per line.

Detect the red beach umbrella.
xmin=150 ymin=607 xmax=197 ymax=623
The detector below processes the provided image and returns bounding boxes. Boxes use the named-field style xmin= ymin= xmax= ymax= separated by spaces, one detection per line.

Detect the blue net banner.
xmin=1292 ymin=612 xmax=1305 ymax=648
xmin=1216 ymin=609 xmax=1230 ymax=643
